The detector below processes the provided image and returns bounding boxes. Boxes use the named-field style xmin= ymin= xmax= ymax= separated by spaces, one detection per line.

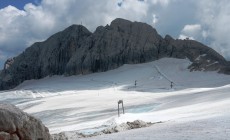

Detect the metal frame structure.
xmin=118 ymin=100 xmax=124 ymax=117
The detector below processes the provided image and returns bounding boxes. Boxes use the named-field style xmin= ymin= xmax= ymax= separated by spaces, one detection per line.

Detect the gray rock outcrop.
xmin=52 ymin=120 xmax=154 ymax=140
xmin=0 ymin=103 xmax=51 ymax=140
xmin=0 ymin=18 xmax=230 ymax=90
xmin=102 ymin=120 xmax=153 ymax=134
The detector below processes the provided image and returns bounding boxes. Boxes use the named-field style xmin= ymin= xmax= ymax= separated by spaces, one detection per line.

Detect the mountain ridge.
xmin=1 ymin=18 xmax=230 ymax=90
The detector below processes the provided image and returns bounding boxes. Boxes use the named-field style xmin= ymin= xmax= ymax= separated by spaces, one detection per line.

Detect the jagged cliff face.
xmin=0 ymin=18 xmax=229 ymax=90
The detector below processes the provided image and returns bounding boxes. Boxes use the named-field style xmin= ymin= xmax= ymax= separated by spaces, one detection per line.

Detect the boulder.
xmin=0 ymin=103 xmax=51 ymax=140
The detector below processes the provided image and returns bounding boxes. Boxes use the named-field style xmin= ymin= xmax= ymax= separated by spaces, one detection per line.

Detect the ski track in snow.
xmin=1 ymin=58 xmax=230 ymax=139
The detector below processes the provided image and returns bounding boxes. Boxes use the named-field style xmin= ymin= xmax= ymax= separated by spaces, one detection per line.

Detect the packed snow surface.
xmin=1 ymin=58 xmax=230 ymax=139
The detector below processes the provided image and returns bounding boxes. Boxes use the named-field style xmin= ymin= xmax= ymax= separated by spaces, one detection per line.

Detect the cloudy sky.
xmin=0 ymin=0 xmax=229 ymax=68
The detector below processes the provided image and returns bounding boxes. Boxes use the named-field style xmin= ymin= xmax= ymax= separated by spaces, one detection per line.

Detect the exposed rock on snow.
xmin=0 ymin=103 xmax=51 ymax=140
xmin=52 ymin=120 xmax=155 ymax=140
xmin=52 ymin=132 xmax=69 ymax=140
xmin=0 ymin=18 xmax=229 ymax=90
xmin=102 ymin=120 xmax=154 ymax=134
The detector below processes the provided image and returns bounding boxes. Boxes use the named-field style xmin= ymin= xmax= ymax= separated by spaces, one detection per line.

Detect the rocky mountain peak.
xmin=62 ymin=24 xmax=91 ymax=35
xmin=110 ymin=18 xmax=131 ymax=26
xmin=110 ymin=18 xmax=159 ymax=37
xmin=0 ymin=18 xmax=229 ymax=90
xmin=164 ymin=35 xmax=174 ymax=42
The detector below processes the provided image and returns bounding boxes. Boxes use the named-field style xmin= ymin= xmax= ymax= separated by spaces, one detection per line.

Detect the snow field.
xmin=1 ymin=58 xmax=230 ymax=139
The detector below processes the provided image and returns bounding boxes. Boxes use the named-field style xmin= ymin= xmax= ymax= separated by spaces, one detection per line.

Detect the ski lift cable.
xmin=153 ymin=64 xmax=178 ymax=86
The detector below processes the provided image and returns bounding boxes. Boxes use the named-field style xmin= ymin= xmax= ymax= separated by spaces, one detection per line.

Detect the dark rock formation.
xmin=0 ymin=103 xmax=51 ymax=140
xmin=0 ymin=18 xmax=230 ymax=90
xmin=4 ymin=57 xmax=15 ymax=70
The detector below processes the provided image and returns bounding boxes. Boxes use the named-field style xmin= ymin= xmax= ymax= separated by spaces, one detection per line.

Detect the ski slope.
xmin=1 ymin=58 xmax=230 ymax=139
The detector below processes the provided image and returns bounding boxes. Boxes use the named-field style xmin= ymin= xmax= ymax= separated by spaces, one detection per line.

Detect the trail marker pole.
xmin=170 ymin=82 xmax=173 ymax=88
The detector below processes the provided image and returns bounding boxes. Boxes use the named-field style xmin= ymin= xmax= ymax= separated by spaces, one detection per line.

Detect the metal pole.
xmin=122 ymin=102 xmax=124 ymax=114
xmin=118 ymin=103 xmax=120 ymax=117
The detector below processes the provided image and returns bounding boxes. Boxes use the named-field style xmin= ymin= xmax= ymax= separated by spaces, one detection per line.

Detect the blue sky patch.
xmin=0 ymin=0 xmax=41 ymax=10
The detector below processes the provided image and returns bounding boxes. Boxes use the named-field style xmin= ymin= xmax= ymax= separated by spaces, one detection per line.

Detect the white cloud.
xmin=0 ymin=0 xmax=151 ymax=66
xmin=0 ymin=0 xmax=230 ymax=69
xmin=179 ymin=24 xmax=201 ymax=40
xmin=182 ymin=24 xmax=201 ymax=35
xmin=152 ymin=14 xmax=159 ymax=26
xmin=201 ymin=30 xmax=208 ymax=39
xmin=150 ymin=0 xmax=170 ymax=6
xmin=196 ymin=0 xmax=230 ymax=59
xmin=0 ymin=6 xmax=26 ymax=52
